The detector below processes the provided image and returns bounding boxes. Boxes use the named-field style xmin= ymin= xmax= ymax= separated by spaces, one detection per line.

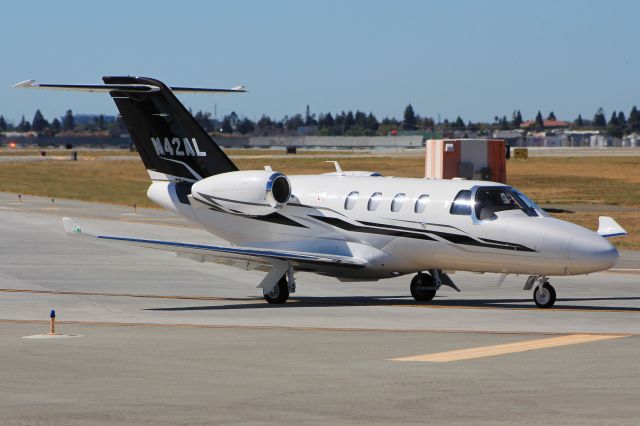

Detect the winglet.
xmin=597 ymin=216 xmax=627 ymax=238
xmin=62 ymin=217 xmax=83 ymax=235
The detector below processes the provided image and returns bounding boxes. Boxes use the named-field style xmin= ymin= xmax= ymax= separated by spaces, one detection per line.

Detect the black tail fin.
xmin=103 ymin=76 xmax=237 ymax=182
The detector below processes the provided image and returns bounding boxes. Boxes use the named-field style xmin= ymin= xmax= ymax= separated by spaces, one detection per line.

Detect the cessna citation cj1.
xmin=15 ymin=77 xmax=627 ymax=308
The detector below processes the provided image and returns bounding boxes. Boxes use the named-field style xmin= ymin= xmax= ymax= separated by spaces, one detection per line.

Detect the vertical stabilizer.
xmin=103 ymin=76 xmax=238 ymax=182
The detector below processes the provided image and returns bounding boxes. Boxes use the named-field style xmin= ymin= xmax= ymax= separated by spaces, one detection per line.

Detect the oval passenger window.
xmin=344 ymin=191 xmax=359 ymax=210
xmin=391 ymin=193 xmax=406 ymax=212
xmin=414 ymin=194 xmax=429 ymax=213
xmin=368 ymin=192 xmax=382 ymax=211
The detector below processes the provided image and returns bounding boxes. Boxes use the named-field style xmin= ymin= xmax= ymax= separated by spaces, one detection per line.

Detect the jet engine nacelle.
xmin=191 ymin=170 xmax=292 ymax=216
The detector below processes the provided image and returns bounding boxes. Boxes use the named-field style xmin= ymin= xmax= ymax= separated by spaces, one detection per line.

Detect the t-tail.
xmin=103 ymin=76 xmax=238 ymax=182
xmin=13 ymin=76 xmax=245 ymax=183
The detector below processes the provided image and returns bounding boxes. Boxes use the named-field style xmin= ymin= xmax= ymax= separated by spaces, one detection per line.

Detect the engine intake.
xmin=267 ymin=173 xmax=291 ymax=205
xmin=191 ymin=170 xmax=292 ymax=216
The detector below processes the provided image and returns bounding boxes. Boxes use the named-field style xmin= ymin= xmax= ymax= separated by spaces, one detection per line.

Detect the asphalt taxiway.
xmin=1 ymin=193 xmax=639 ymax=424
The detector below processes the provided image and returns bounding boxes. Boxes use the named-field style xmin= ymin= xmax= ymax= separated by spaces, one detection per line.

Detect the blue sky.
xmin=1 ymin=0 xmax=638 ymax=124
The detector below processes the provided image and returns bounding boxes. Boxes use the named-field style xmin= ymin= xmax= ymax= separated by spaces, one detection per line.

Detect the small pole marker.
xmin=21 ymin=309 xmax=84 ymax=339
xmin=49 ymin=309 xmax=56 ymax=335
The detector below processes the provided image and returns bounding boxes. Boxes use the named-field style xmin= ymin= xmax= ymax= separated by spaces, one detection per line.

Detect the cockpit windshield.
xmin=510 ymin=188 xmax=545 ymax=213
xmin=474 ymin=187 xmax=539 ymax=220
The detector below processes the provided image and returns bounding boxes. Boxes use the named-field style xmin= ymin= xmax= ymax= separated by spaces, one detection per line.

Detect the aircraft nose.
xmin=568 ymin=233 xmax=619 ymax=273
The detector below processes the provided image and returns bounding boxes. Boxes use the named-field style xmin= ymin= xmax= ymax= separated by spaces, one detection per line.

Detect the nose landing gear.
xmin=525 ymin=276 xmax=556 ymax=308
xmin=533 ymin=282 xmax=556 ymax=308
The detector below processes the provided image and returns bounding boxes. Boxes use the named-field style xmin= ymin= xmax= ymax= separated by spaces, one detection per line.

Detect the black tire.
xmin=263 ymin=276 xmax=290 ymax=304
xmin=410 ymin=273 xmax=437 ymax=301
xmin=533 ymin=282 xmax=556 ymax=308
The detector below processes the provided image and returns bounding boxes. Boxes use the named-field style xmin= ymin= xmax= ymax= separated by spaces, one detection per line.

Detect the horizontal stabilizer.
xmin=13 ymin=79 xmax=247 ymax=94
xmin=597 ymin=216 xmax=627 ymax=238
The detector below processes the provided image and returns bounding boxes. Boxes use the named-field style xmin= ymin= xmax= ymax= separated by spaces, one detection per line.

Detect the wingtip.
xmin=62 ymin=217 xmax=82 ymax=235
xmin=12 ymin=79 xmax=35 ymax=89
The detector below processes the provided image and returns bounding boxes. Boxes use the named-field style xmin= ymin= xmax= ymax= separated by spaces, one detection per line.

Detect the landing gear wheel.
xmin=263 ymin=276 xmax=290 ymax=304
xmin=533 ymin=282 xmax=556 ymax=308
xmin=410 ymin=273 xmax=437 ymax=302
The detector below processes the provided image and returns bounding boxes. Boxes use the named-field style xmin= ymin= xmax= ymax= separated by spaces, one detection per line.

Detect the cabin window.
xmin=414 ymin=194 xmax=429 ymax=213
xmin=450 ymin=190 xmax=472 ymax=215
xmin=368 ymin=192 xmax=382 ymax=211
xmin=344 ymin=191 xmax=359 ymax=210
xmin=391 ymin=193 xmax=406 ymax=212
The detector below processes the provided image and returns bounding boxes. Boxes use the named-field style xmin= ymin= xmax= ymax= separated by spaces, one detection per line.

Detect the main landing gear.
xmin=410 ymin=272 xmax=437 ymax=301
xmin=410 ymin=270 xmax=460 ymax=302
xmin=262 ymin=267 xmax=296 ymax=304
xmin=525 ymin=275 xmax=557 ymax=308
xmin=263 ymin=275 xmax=290 ymax=304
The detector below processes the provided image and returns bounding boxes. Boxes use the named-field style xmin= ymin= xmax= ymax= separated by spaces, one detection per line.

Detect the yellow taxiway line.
xmin=389 ymin=333 xmax=629 ymax=363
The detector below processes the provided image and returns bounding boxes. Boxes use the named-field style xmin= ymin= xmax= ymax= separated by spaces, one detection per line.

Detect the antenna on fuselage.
xmin=326 ymin=161 xmax=344 ymax=175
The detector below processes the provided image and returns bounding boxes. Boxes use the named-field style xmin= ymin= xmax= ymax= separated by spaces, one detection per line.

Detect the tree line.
xmin=1 ymin=105 xmax=639 ymax=138
xmin=0 ymin=109 xmax=127 ymax=136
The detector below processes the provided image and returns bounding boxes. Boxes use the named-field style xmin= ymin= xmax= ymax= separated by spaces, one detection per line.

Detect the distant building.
xmin=622 ymin=133 xmax=640 ymax=147
xmin=524 ymin=132 xmax=546 ymax=147
xmin=541 ymin=134 xmax=567 ymax=147
xmin=1 ymin=131 xmax=38 ymax=138
xmin=565 ymin=130 xmax=600 ymax=147
xmin=492 ymin=129 xmax=525 ymax=146
xmin=590 ymin=134 xmax=621 ymax=147
xmin=520 ymin=119 xmax=571 ymax=130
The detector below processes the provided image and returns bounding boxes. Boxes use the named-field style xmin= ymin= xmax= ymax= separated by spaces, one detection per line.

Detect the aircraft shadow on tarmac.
xmin=145 ymin=295 xmax=640 ymax=312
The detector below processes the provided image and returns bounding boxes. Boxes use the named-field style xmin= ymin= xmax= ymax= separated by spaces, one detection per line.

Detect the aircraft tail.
xmin=13 ymin=76 xmax=246 ymax=182
xmin=103 ymin=76 xmax=237 ymax=182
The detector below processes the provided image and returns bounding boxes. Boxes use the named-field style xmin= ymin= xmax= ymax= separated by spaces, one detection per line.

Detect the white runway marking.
xmin=22 ymin=334 xmax=85 ymax=339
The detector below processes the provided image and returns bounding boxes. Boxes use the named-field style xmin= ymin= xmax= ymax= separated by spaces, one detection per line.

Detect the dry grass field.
xmin=0 ymin=153 xmax=637 ymax=248
xmin=0 ymin=148 xmax=134 ymax=157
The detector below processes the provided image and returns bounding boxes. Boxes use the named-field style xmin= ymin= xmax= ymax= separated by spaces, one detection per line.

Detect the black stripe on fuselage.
xmin=333 ymin=219 xmax=536 ymax=252
xmin=193 ymin=193 xmax=308 ymax=228
xmin=252 ymin=212 xmax=308 ymax=228
xmin=197 ymin=192 xmax=270 ymax=207
xmin=309 ymin=215 xmax=436 ymax=241
xmin=478 ymin=238 xmax=536 ymax=252
xmin=190 ymin=194 xmax=534 ymax=251
xmin=436 ymin=231 xmax=536 ymax=252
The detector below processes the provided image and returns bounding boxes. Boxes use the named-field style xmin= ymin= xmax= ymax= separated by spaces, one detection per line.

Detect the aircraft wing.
xmin=62 ymin=218 xmax=364 ymax=269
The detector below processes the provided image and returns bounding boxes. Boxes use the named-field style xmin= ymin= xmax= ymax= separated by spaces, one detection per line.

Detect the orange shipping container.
xmin=425 ymin=139 xmax=506 ymax=183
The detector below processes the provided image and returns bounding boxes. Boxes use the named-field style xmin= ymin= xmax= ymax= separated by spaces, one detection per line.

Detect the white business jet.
xmin=15 ymin=77 xmax=626 ymax=308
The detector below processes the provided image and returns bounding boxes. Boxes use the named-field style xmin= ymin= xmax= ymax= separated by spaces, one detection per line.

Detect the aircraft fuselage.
xmin=152 ymin=174 xmax=619 ymax=280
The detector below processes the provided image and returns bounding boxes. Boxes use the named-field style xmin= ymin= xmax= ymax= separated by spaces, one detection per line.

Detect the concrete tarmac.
xmin=1 ymin=193 xmax=639 ymax=424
